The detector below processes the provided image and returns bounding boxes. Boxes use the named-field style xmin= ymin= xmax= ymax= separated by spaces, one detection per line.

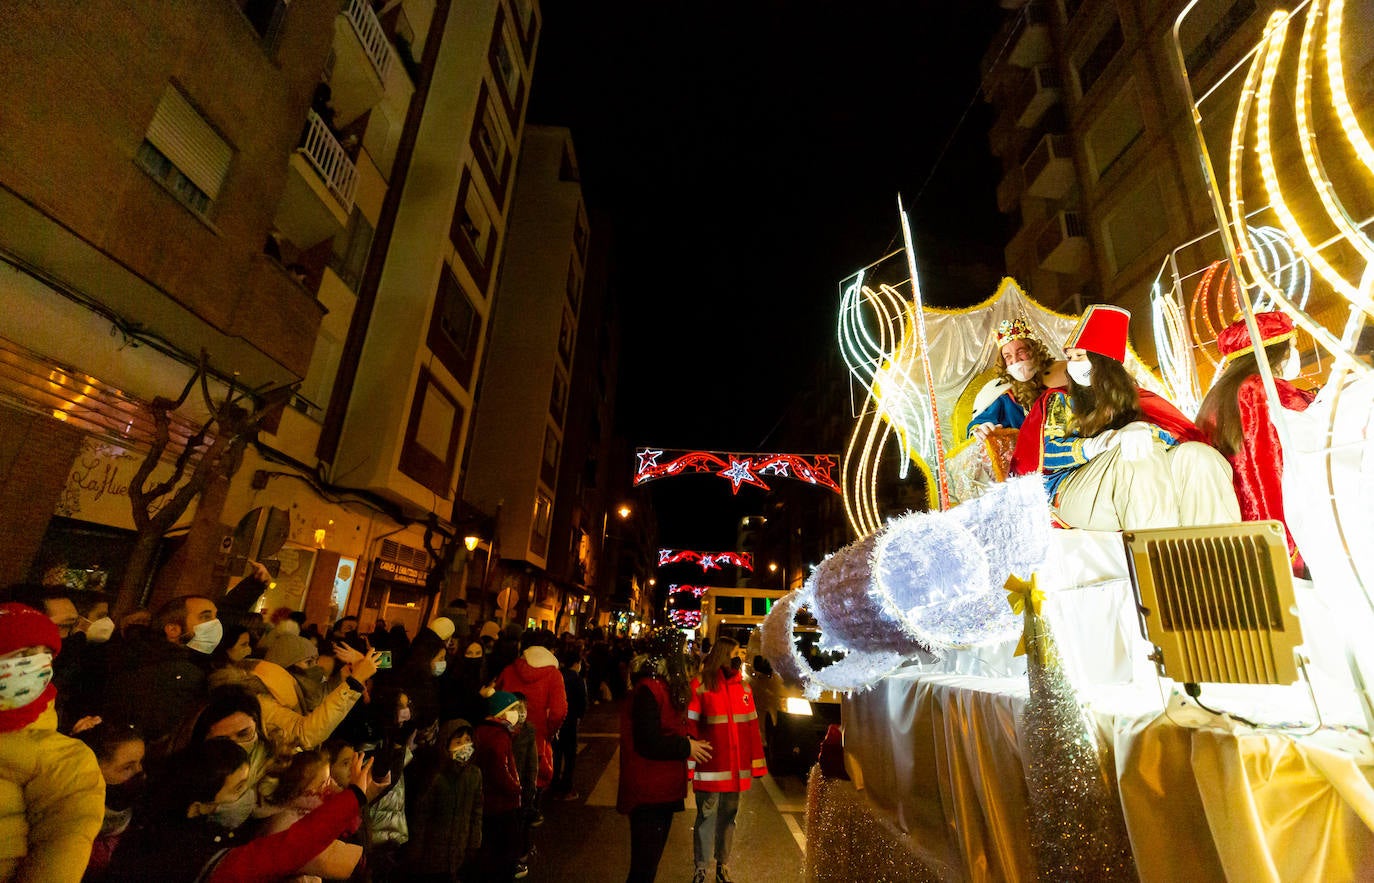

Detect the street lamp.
xmin=768 ymin=562 xmax=779 ymax=573
xmin=617 ymin=504 xmax=632 ymax=520
xmin=464 ymin=535 xmax=480 ymax=552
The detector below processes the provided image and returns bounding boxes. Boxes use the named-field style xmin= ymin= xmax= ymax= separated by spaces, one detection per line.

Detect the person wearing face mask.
xmin=0 ymin=602 xmax=106 ymax=882
xmin=1010 ymin=304 xmax=1240 ymax=531
xmin=0 ymin=584 xmax=107 ymax=731
xmin=360 ymin=687 xmax=419 ymax=873
xmin=494 ymin=630 xmax=567 ymax=801
xmin=264 ymin=634 xmax=330 ymax=713
xmin=1195 ymin=312 xmax=1317 ymax=574
xmin=257 ymin=748 xmax=362 ymax=878
xmin=686 ymin=636 xmax=765 ymax=883
xmin=207 ymin=626 xmax=256 ymax=690
xmin=404 ymin=720 xmax=484 ymax=881
xmin=76 ymin=720 xmax=145 ymax=881
xmin=106 ymin=594 xmax=221 ymax=752
xmin=966 ymin=317 xmax=1069 ymax=440
xmin=183 ymin=687 xmax=280 ymax=830
xmin=106 ymin=737 xmax=391 ymax=883
xmin=475 ymin=691 xmax=526 ymax=882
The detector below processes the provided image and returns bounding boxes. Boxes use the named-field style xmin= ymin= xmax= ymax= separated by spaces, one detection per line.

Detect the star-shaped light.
xmin=636 ymin=448 xmax=664 ymax=474
xmin=759 ymin=456 xmax=791 ymax=477
xmin=658 ymin=549 xmax=674 ymax=566
xmin=699 ymin=554 xmax=718 ymax=571
xmin=718 ymin=457 xmax=767 ymax=493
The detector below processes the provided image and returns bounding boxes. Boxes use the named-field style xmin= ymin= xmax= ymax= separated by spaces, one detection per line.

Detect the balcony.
xmin=1022 ymin=133 xmax=1075 ymax=199
xmin=1010 ymin=3 xmax=1051 ymax=68
xmin=275 ymin=111 xmax=357 ymax=249
xmin=329 ymin=0 xmax=413 ymax=128
xmin=1036 ymin=211 xmax=1089 ymax=274
xmin=1014 ymin=65 xmax=1061 ymax=128
xmin=996 ymin=165 xmax=1023 ymax=213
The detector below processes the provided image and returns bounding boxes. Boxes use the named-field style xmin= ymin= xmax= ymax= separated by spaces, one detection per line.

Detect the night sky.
xmin=528 ymin=2 xmax=1008 ymax=547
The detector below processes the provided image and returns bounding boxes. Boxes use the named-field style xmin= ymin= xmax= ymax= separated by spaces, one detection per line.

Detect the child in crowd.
xmin=474 ymin=691 xmax=525 ymax=882
xmin=405 ymin=720 xmax=484 ymax=881
xmin=77 ymin=720 xmax=146 ymax=881
xmin=256 ymin=748 xmax=362 ymax=878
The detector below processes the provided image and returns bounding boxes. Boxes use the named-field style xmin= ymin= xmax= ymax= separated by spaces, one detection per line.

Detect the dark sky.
xmin=527 ymin=2 xmax=1008 ymax=547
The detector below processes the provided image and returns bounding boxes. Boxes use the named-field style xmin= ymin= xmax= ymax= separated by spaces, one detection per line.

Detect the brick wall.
xmin=0 ymin=407 xmax=85 ymax=587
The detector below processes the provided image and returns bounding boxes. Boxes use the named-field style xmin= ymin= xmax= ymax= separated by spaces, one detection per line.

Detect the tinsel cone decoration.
xmin=1009 ymin=574 xmax=1138 ymax=881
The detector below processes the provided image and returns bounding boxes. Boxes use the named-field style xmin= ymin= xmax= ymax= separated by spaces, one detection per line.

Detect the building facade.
xmin=0 ymin=1 xmax=543 ymax=638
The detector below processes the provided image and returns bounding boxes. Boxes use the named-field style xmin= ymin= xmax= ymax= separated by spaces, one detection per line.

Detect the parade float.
xmin=769 ymin=3 xmax=1374 ymax=880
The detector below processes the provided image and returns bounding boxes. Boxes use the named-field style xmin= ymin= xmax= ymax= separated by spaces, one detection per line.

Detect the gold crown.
xmin=994 ymin=317 xmax=1035 ymax=348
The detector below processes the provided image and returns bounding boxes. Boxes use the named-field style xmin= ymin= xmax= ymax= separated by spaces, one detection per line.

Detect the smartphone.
xmin=377 ymin=650 xmax=393 ymax=669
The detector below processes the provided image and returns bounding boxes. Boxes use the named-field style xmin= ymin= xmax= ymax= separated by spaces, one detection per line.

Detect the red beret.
xmin=1216 ymin=311 xmax=1294 ymax=358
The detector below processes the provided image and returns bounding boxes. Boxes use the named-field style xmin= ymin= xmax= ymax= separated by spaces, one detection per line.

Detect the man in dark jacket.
xmin=550 ymin=650 xmax=587 ymax=800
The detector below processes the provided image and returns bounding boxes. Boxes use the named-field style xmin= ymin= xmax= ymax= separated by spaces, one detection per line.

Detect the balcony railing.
xmin=1022 ymin=133 xmax=1069 ymax=184
xmin=301 ymin=110 xmax=357 ymax=213
xmin=342 ymin=0 xmax=394 ymax=82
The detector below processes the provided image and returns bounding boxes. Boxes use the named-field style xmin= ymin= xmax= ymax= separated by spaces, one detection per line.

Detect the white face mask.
xmin=0 ymin=653 xmax=54 ymax=710
xmin=1067 ymin=360 xmax=1094 ymax=386
xmin=1006 ymin=361 xmax=1037 ymax=383
xmin=503 ymin=709 xmax=521 ymax=728
xmin=1280 ymin=347 xmax=1301 ymax=381
xmin=452 ymin=743 xmax=475 ymax=763
xmin=187 ymin=618 xmax=224 ymax=655
xmin=85 ymin=617 xmax=115 ymax=644
xmin=397 ymin=706 xmax=412 ymax=724
xmin=432 ymin=660 xmax=447 ymax=677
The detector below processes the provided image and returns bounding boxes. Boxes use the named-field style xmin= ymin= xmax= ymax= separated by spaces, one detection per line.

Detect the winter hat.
xmin=1217 ymin=311 xmax=1294 ymax=359
xmin=265 ymin=634 xmax=318 ymax=670
xmin=0 ymin=602 xmax=61 ymax=658
xmin=428 ymin=617 xmax=456 ymax=642
xmin=479 ymin=621 xmax=501 ymax=641
xmin=486 ymin=690 xmax=520 ymax=717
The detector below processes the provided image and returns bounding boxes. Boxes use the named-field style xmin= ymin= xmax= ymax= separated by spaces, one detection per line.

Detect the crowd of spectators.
xmin=0 ymin=572 xmax=652 ymax=883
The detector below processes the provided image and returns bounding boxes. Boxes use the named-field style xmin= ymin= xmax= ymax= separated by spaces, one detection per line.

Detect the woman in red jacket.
xmin=688 ymin=636 xmax=766 ymax=883
xmin=618 ymin=628 xmax=712 ymax=883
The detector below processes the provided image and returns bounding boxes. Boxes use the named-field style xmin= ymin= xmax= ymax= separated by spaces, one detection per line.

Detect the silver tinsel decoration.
xmin=1015 ymin=576 xmax=1138 ymax=881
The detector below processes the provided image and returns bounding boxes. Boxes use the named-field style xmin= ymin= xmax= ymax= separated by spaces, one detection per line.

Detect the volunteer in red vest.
xmin=687 ymin=636 xmax=766 ymax=883
xmin=1195 ymin=311 xmax=1316 ymax=573
xmin=1010 ymin=303 xmax=1241 ymax=530
xmin=618 ymin=628 xmax=712 ymax=883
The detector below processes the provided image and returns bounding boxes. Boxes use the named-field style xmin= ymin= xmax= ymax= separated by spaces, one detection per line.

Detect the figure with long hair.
xmin=687 ymin=636 xmax=766 ymax=883
xmin=618 ymin=628 xmax=712 ymax=883
xmin=1195 ymin=312 xmax=1315 ymax=572
xmin=1010 ymin=304 xmax=1240 ymax=530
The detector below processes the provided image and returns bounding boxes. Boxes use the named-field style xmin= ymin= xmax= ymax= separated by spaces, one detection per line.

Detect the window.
xmin=566 ymin=258 xmax=582 ymax=313
xmin=1182 ymin=0 xmax=1258 ymax=72
xmin=137 ymin=86 xmax=232 ymax=217
xmin=549 ymin=370 xmax=568 ymax=423
xmin=508 ymin=0 xmax=540 ymax=57
xmin=541 ymin=425 xmax=560 ymax=488
xmin=1103 ymin=175 xmax=1170 ymax=274
xmin=488 ymin=10 xmax=526 ymax=121
xmin=1084 ymin=79 xmax=1144 ymax=180
xmin=329 ymin=208 xmax=375 ymax=291
xmin=236 ymin=0 xmax=289 ymax=48
xmin=572 ymin=208 xmax=589 ymax=261
xmin=715 ymin=595 xmax=746 ymax=616
xmin=557 ymin=310 xmax=575 ymax=366
xmin=427 ymin=267 xmax=482 ymax=388
xmin=751 ymin=597 xmax=774 ymax=616
xmin=1075 ymin=16 xmax=1123 ymax=96
xmin=531 ymin=493 xmax=552 ymax=556
xmin=470 ymin=84 xmax=513 ymax=206
xmin=450 ymin=168 xmax=499 ymax=291
xmin=398 ymin=368 xmax=464 ymax=497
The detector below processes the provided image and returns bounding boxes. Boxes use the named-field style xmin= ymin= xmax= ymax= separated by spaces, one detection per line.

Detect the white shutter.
xmin=145 ymin=86 xmax=232 ymax=200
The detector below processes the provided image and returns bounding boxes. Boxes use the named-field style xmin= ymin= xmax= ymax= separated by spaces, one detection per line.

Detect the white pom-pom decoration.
xmin=811 ymin=536 xmax=930 ymax=657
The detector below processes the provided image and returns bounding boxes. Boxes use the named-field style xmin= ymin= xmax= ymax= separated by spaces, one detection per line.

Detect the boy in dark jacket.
xmin=474 ymin=692 xmax=523 ymax=882
xmin=551 ymin=650 xmax=588 ymax=800
xmin=405 ymin=720 xmax=483 ymax=881
xmin=510 ymin=695 xmax=539 ymax=876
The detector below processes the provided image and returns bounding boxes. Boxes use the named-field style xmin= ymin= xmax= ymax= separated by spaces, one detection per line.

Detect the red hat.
xmin=1216 ymin=311 xmax=1294 ymax=359
xmin=1064 ymin=304 xmax=1131 ymax=363
xmin=0 ymin=603 xmax=61 ymax=657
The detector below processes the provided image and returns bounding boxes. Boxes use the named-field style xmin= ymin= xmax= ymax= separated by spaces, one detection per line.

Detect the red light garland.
xmin=634 ymin=448 xmax=841 ymax=494
xmin=658 ymin=549 xmax=754 ymax=571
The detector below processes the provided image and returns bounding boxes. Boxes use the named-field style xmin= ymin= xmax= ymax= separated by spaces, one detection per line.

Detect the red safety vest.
xmin=687 ymin=668 xmax=766 ymax=792
xmin=617 ymin=676 xmax=689 ymax=814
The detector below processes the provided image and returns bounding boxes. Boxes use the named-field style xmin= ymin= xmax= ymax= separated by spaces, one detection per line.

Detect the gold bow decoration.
xmin=1005 ymin=572 xmax=1044 ymax=657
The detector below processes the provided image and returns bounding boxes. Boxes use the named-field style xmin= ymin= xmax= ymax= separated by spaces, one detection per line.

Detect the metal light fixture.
xmin=464 ymin=535 xmax=480 ymax=552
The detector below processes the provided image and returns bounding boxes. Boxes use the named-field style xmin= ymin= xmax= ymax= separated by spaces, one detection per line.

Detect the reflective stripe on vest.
xmin=693 ymin=769 xmax=757 ymax=782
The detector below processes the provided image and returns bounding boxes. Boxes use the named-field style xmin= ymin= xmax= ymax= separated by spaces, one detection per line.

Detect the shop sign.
xmin=376 ymin=558 xmax=428 ymax=586
xmin=55 ymin=437 xmax=192 ymax=530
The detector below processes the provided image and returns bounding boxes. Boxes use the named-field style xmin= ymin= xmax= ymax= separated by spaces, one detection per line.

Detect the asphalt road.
xmin=522 ymin=697 xmax=809 ymax=883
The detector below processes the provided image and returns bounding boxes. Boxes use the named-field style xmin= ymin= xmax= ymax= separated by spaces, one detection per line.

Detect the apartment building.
xmin=0 ymin=0 xmax=542 ymax=636
xmin=981 ymin=0 xmax=1308 ymax=359
xmin=462 ymin=126 xmax=626 ymax=633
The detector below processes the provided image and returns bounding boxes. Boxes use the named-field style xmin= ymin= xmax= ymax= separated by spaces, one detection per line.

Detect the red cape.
xmin=1010 ymin=387 xmax=1204 ymax=477
xmin=1196 ymin=376 xmax=1315 ymax=568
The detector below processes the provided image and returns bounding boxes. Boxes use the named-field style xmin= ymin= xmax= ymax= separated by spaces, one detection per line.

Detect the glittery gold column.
xmin=804 ymin=765 xmax=946 ymax=883
xmin=1010 ymin=574 xmax=1138 ymax=881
